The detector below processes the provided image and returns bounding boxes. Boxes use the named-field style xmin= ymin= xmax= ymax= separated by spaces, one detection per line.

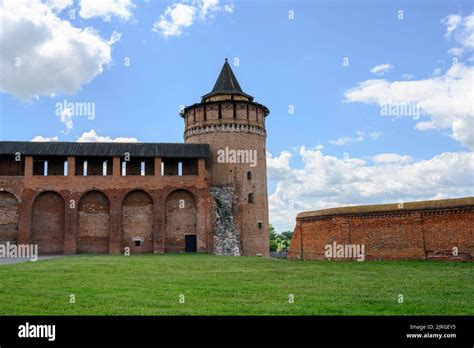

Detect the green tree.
xmin=269 ymin=225 xmax=293 ymax=252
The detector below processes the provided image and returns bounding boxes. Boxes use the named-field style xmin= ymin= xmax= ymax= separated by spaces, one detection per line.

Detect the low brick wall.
xmin=288 ymin=197 xmax=474 ymax=261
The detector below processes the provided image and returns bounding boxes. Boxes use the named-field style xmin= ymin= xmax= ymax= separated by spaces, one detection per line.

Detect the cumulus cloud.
xmin=344 ymin=64 xmax=474 ymax=149
xmin=0 ymin=0 xmax=118 ymax=100
xmin=372 ymin=153 xmax=412 ymax=164
xmin=267 ymin=147 xmax=474 ymax=231
xmin=31 ymin=135 xmax=59 ymax=142
xmin=76 ymin=129 xmax=139 ymax=142
xmin=370 ymin=63 xmax=393 ymax=76
xmin=79 ymin=0 xmax=136 ymax=21
xmin=153 ymin=0 xmax=233 ymax=37
xmin=46 ymin=0 xmax=73 ymax=11
xmin=442 ymin=13 xmax=474 ymax=55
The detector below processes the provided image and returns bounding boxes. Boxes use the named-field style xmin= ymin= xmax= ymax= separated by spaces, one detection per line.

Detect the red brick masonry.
xmin=288 ymin=197 xmax=474 ymax=261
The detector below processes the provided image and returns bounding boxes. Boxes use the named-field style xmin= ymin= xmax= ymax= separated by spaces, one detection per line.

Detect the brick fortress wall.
xmin=289 ymin=198 xmax=474 ymax=261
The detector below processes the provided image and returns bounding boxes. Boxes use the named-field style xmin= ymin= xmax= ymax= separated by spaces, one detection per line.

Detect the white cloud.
xmin=344 ymin=64 xmax=474 ymax=149
xmin=329 ymin=136 xmax=357 ymax=146
xmin=369 ymin=131 xmax=382 ymax=140
xmin=46 ymin=0 xmax=73 ymax=11
xmin=153 ymin=3 xmax=197 ymax=37
xmin=372 ymin=153 xmax=412 ymax=164
xmin=329 ymin=130 xmax=380 ymax=146
xmin=402 ymin=73 xmax=414 ymax=80
xmin=31 ymin=135 xmax=59 ymax=142
xmin=76 ymin=129 xmax=139 ymax=142
xmin=370 ymin=63 xmax=393 ymax=76
xmin=267 ymin=147 xmax=474 ymax=231
xmin=152 ymin=0 xmax=233 ymax=37
xmin=0 ymin=0 xmax=118 ymax=100
xmin=59 ymin=108 xmax=74 ymax=134
xmin=79 ymin=0 xmax=136 ymax=22
xmin=442 ymin=13 xmax=474 ymax=53
xmin=448 ymin=47 xmax=464 ymax=57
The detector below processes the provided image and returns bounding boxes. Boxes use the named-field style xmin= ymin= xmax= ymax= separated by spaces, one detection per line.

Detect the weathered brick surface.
xmin=77 ymin=190 xmax=110 ymax=253
xmin=289 ymin=198 xmax=474 ymax=261
xmin=122 ymin=190 xmax=153 ymax=254
xmin=0 ymin=191 xmax=19 ymax=244
xmin=0 ymin=164 xmax=211 ymax=255
xmin=31 ymin=191 xmax=65 ymax=254
xmin=165 ymin=189 xmax=198 ymax=252
xmin=183 ymin=100 xmax=270 ymax=256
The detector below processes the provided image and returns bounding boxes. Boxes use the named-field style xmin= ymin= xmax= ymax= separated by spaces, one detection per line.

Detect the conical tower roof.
xmin=201 ymin=59 xmax=253 ymax=101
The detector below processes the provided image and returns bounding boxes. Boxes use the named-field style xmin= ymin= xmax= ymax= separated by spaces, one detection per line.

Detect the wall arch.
xmin=121 ymin=190 xmax=153 ymax=253
xmin=165 ymin=189 xmax=197 ymax=252
xmin=32 ymin=191 xmax=65 ymax=254
xmin=0 ymin=191 xmax=19 ymax=245
xmin=77 ymin=190 xmax=110 ymax=253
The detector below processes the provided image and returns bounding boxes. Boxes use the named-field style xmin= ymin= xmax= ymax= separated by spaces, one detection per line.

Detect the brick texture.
xmin=289 ymin=198 xmax=474 ymax=261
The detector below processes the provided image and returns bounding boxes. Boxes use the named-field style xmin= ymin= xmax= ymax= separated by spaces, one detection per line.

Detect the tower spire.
xmin=201 ymin=59 xmax=253 ymax=101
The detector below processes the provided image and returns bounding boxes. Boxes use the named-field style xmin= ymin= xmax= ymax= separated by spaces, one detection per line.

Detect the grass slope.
xmin=0 ymin=254 xmax=472 ymax=315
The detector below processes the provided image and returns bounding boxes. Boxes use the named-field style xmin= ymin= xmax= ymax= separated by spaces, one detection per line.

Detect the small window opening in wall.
xmin=193 ymin=109 xmax=196 ymax=122
xmin=218 ymin=104 xmax=222 ymax=119
xmin=161 ymin=162 xmax=164 ymax=176
xmin=204 ymin=105 xmax=207 ymax=121
xmin=44 ymin=161 xmax=48 ymax=176
xmin=102 ymin=161 xmax=107 ymax=176
xmin=121 ymin=161 xmax=126 ymax=176
xmin=258 ymin=221 xmax=263 ymax=229
xmin=64 ymin=161 xmax=68 ymax=176
xmin=133 ymin=238 xmax=142 ymax=247
xmin=178 ymin=161 xmax=183 ymax=176
xmin=248 ymin=193 xmax=254 ymax=204
xmin=233 ymin=103 xmax=237 ymax=118
xmin=140 ymin=161 xmax=145 ymax=176
xmin=246 ymin=104 xmax=249 ymax=119
xmin=83 ymin=161 xmax=88 ymax=176
xmin=247 ymin=171 xmax=252 ymax=180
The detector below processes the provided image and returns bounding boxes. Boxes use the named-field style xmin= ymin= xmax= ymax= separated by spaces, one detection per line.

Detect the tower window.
xmin=247 ymin=171 xmax=252 ymax=180
xmin=246 ymin=104 xmax=249 ymax=119
xmin=233 ymin=103 xmax=237 ymax=118
xmin=204 ymin=105 xmax=207 ymax=121
xmin=218 ymin=104 xmax=222 ymax=119
xmin=193 ymin=109 xmax=196 ymax=122
xmin=248 ymin=193 xmax=254 ymax=204
xmin=258 ymin=221 xmax=263 ymax=229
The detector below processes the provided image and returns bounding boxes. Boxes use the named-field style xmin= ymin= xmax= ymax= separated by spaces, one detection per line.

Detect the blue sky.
xmin=1 ymin=0 xmax=473 ymax=232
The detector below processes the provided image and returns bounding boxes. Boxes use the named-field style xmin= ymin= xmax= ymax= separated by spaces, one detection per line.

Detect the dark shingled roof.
xmin=0 ymin=141 xmax=211 ymax=158
xmin=201 ymin=59 xmax=254 ymax=100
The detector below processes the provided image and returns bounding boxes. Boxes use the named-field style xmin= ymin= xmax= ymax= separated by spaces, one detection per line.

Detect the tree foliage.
xmin=269 ymin=224 xmax=293 ymax=252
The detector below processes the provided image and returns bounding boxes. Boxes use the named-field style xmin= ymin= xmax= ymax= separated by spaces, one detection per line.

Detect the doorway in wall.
xmin=185 ymin=235 xmax=197 ymax=253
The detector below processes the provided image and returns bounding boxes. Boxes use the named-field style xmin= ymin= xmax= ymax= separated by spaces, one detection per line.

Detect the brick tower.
xmin=181 ymin=59 xmax=270 ymax=256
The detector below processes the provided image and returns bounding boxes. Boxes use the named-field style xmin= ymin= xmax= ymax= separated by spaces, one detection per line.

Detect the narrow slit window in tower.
xmin=248 ymin=193 xmax=254 ymax=204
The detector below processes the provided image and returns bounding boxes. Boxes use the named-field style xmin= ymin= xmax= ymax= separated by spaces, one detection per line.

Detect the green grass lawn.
xmin=0 ymin=254 xmax=472 ymax=315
